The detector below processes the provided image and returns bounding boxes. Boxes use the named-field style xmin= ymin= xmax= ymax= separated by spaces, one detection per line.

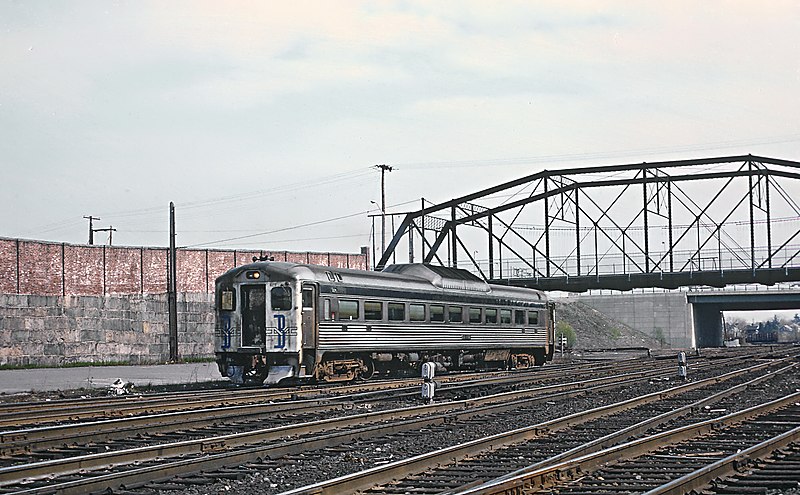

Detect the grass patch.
xmin=180 ymin=356 xmax=216 ymax=364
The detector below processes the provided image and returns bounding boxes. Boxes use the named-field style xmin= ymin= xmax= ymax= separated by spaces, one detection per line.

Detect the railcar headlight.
xmin=246 ymin=271 xmax=261 ymax=279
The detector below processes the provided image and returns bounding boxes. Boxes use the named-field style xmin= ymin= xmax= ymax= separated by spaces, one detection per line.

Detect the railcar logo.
xmin=221 ymin=314 xmax=232 ymax=350
xmin=275 ymin=314 xmax=287 ymax=348
xmin=270 ymin=314 xmax=297 ymax=349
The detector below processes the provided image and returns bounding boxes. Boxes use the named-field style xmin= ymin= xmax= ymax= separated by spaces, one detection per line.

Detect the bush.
xmin=653 ymin=327 xmax=667 ymax=347
xmin=556 ymin=321 xmax=577 ymax=347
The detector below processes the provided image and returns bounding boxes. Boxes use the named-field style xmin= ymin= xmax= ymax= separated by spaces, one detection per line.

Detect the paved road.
xmin=0 ymin=362 xmax=227 ymax=394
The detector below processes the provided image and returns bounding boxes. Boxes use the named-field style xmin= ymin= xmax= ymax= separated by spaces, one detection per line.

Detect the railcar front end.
xmin=215 ymin=264 xmax=307 ymax=385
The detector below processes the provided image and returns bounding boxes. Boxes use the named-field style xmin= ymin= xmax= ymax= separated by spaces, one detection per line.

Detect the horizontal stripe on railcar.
xmin=317 ymin=323 xmax=547 ymax=350
xmin=319 ymin=285 xmax=547 ymax=308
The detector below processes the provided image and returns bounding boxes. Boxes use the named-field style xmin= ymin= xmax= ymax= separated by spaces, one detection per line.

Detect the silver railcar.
xmin=214 ymin=261 xmax=554 ymax=385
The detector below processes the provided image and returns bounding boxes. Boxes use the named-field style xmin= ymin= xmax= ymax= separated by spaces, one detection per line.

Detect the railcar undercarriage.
xmin=219 ymin=346 xmax=550 ymax=386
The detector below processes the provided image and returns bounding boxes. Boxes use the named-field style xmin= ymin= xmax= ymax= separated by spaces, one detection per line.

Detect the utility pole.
xmin=374 ymin=164 xmax=393 ymax=257
xmin=93 ymin=226 xmax=117 ymax=245
xmin=83 ymin=216 xmax=100 ymax=245
xmin=168 ymin=202 xmax=178 ymax=362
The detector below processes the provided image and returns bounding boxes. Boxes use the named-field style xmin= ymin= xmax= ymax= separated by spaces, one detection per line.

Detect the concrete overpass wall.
xmin=570 ymin=291 xmax=693 ymax=348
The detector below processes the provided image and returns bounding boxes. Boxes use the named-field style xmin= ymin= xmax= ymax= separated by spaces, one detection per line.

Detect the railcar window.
xmin=364 ymin=301 xmax=383 ymax=321
xmin=469 ymin=307 xmax=482 ymax=324
xmin=449 ymin=306 xmax=463 ymax=323
xmin=409 ymin=304 xmax=425 ymax=321
xmin=302 ymin=288 xmax=313 ymax=309
xmin=219 ymin=290 xmax=234 ymax=311
xmin=528 ymin=311 xmax=539 ymax=325
xmin=485 ymin=308 xmax=498 ymax=324
xmin=338 ymin=299 xmax=359 ymax=320
xmin=430 ymin=305 xmax=445 ymax=322
xmin=514 ymin=310 xmax=526 ymax=325
xmin=500 ymin=309 xmax=512 ymax=324
xmin=388 ymin=302 xmax=405 ymax=321
xmin=271 ymin=286 xmax=292 ymax=311
xmin=323 ymin=299 xmax=331 ymax=320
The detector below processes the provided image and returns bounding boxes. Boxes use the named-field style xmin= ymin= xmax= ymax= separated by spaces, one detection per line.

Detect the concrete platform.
xmin=0 ymin=362 xmax=227 ymax=394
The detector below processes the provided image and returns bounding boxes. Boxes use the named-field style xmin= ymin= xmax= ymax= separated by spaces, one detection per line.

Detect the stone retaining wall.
xmin=0 ymin=292 xmax=214 ymax=366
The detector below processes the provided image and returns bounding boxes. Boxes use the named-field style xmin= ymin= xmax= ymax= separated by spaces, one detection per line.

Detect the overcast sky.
xmin=2 ymin=2 xmax=799 ymax=257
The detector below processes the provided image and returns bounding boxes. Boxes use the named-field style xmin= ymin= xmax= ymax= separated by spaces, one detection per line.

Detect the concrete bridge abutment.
xmin=571 ymin=291 xmax=694 ymax=348
xmin=572 ymin=289 xmax=800 ymax=349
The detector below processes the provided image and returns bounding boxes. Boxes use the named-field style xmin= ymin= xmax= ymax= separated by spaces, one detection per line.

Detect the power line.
xmin=184 ymin=209 xmax=373 ymax=248
xmin=179 ymin=167 xmax=374 ymax=211
xmin=183 ymin=194 xmax=422 ymax=248
xmin=229 ymin=233 xmax=369 ymax=247
xmin=23 ymin=166 xmax=375 ymax=238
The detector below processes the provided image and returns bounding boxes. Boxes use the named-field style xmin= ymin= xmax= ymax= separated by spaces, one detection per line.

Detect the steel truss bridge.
xmin=374 ymin=155 xmax=800 ymax=292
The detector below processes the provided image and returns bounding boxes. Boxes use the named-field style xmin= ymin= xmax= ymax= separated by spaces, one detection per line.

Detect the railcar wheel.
xmin=243 ymin=370 xmax=268 ymax=386
xmin=358 ymin=357 xmax=376 ymax=381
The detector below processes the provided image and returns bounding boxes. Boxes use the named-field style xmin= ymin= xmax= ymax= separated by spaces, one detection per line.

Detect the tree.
xmin=764 ymin=316 xmax=780 ymax=333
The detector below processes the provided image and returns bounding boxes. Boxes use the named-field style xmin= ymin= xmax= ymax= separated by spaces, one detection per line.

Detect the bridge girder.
xmin=374 ymin=155 xmax=800 ymax=292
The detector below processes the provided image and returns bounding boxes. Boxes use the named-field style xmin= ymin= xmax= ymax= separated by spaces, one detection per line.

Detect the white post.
xmin=421 ymin=362 xmax=435 ymax=403
xmin=677 ymin=351 xmax=687 ymax=381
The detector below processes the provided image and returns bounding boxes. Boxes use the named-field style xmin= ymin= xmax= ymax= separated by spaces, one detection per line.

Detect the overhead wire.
xmin=184 ymin=209 xmax=373 ymax=248
xmin=21 ymin=166 xmax=375 ymax=239
xmin=186 ymin=196 xmax=421 ymax=248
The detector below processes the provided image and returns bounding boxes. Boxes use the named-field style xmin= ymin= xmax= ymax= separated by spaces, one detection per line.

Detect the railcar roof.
xmin=219 ymin=262 xmax=545 ymax=301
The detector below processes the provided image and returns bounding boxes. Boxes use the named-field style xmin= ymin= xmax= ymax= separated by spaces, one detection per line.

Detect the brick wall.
xmin=0 ymin=237 xmax=369 ymax=296
xmin=0 ymin=239 xmax=18 ymax=294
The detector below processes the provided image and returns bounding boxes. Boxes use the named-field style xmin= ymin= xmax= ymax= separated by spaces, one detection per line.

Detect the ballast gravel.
xmin=153 ymin=366 xmax=800 ymax=495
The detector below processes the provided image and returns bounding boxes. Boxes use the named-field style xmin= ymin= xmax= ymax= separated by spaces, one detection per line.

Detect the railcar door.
xmin=301 ymin=284 xmax=318 ymax=348
xmin=240 ymin=285 xmax=266 ymax=347
xmin=547 ymin=301 xmax=556 ymax=358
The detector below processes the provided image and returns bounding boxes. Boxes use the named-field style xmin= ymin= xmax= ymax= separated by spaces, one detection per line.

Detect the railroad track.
xmin=460 ymin=393 xmax=800 ymax=494
xmin=279 ymin=359 xmax=799 ymax=495
xmin=702 ymin=441 xmax=800 ymax=494
xmin=0 ymin=362 xmax=677 ymax=470
xmin=0 ymin=351 xmax=793 ymax=494
xmin=0 ymin=359 xmax=643 ymax=430
xmin=0 ymin=354 xmax=754 ymax=461
xmin=0 ymin=347 xmax=766 ymax=431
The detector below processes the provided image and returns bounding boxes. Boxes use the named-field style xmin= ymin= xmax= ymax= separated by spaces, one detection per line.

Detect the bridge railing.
xmin=462 ymin=244 xmax=800 ymax=281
